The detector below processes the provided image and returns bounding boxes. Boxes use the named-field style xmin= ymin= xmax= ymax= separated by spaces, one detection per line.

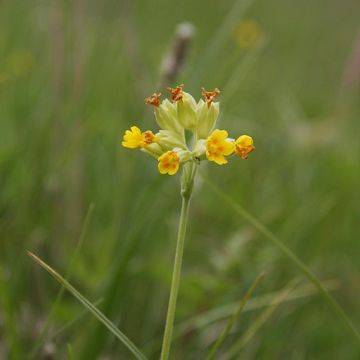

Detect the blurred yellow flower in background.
xmin=0 ymin=50 xmax=34 ymax=88
xmin=234 ymin=20 xmax=263 ymax=49
xmin=7 ymin=51 xmax=34 ymax=77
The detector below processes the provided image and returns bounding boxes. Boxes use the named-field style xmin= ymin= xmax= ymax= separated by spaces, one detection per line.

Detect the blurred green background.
xmin=1 ymin=0 xmax=360 ymax=358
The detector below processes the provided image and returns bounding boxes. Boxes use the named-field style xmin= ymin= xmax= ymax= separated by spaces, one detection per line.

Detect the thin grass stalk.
xmin=201 ymin=174 xmax=360 ymax=345
xmin=50 ymin=0 xmax=65 ymax=258
xmin=144 ymin=279 xmax=338 ymax=355
xmin=207 ymin=272 xmax=265 ymax=360
xmin=223 ymin=279 xmax=300 ymax=359
xmin=67 ymin=0 xmax=86 ymax=238
xmin=29 ymin=203 xmax=95 ymax=358
xmin=160 ymin=163 xmax=197 ymax=360
xmin=79 ymin=178 xmax=166 ymax=358
xmin=175 ymin=279 xmax=338 ymax=339
xmin=50 ymin=298 xmax=103 ymax=341
xmin=27 ymin=252 xmax=147 ymax=360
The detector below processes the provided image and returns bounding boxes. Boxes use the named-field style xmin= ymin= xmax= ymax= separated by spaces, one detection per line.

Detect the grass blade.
xmin=207 ymin=272 xmax=265 ymax=360
xmin=223 ymin=279 xmax=300 ymax=359
xmin=49 ymin=298 xmax=103 ymax=340
xmin=201 ymin=174 xmax=360 ymax=345
xmin=30 ymin=203 xmax=95 ymax=358
xmin=144 ymin=280 xmax=338 ymax=355
xmin=176 ymin=279 xmax=338 ymax=338
xmin=27 ymin=251 xmax=147 ymax=360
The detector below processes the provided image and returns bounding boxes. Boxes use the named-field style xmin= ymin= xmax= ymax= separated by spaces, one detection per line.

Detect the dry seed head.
xmin=145 ymin=93 xmax=162 ymax=107
xmin=201 ymin=87 xmax=220 ymax=107
xmin=167 ymin=84 xmax=184 ymax=102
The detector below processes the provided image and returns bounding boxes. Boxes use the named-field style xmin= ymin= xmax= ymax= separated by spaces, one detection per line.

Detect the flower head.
xmin=121 ymin=86 xmax=255 ymax=174
xmin=122 ymin=126 xmax=157 ymax=149
xmin=158 ymin=151 xmax=180 ymax=175
xmin=206 ymin=129 xmax=235 ymax=165
xmin=235 ymin=135 xmax=255 ymax=159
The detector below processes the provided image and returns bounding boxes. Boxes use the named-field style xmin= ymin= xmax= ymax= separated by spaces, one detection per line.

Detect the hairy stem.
xmin=160 ymin=164 xmax=196 ymax=360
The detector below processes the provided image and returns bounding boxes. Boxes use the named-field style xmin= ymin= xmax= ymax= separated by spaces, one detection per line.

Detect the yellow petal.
xmin=130 ymin=126 xmax=141 ymax=134
xmin=213 ymin=154 xmax=228 ymax=165
xmin=223 ymin=140 xmax=235 ymax=155
xmin=211 ymin=129 xmax=228 ymax=140
xmin=158 ymin=162 xmax=168 ymax=174
xmin=168 ymin=163 xmax=179 ymax=175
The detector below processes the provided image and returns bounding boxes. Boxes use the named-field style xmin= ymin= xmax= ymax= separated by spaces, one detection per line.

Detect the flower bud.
xmin=154 ymin=99 xmax=183 ymax=135
xmin=156 ymin=130 xmax=186 ymax=151
xmin=176 ymin=92 xmax=197 ymax=130
xmin=196 ymin=99 xmax=219 ymax=139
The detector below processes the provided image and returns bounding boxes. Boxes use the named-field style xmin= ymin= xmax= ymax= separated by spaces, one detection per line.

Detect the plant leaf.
xmin=27 ymin=251 xmax=147 ymax=360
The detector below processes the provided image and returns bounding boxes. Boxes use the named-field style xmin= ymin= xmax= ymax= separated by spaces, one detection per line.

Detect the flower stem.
xmin=160 ymin=164 xmax=196 ymax=360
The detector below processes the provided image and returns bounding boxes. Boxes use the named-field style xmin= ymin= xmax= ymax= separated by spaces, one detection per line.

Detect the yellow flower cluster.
xmin=122 ymin=85 xmax=254 ymax=175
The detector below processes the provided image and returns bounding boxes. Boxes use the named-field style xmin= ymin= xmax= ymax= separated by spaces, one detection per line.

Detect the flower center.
xmin=143 ymin=131 xmax=156 ymax=145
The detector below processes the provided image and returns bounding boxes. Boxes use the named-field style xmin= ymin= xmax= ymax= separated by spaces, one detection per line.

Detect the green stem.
xmin=160 ymin=164 xmax=196 ymax=360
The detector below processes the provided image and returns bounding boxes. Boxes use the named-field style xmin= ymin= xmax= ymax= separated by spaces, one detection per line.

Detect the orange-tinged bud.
xmin=235 ymin=135 xmax=255 ymax=159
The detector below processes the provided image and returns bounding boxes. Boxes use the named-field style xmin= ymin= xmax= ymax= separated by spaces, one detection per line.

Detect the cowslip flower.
xmin=158 ymin=151 xmax=180 ymax=175
xmin=234 ymin=19 xmax=263 ymax=49
xmin=205 ymin=129 xmax=235 ymax=165
xmin=121 ymin=84 xmax=254 ymax=175
xmin=235 ymin=135 xmax=255 ymax=159
xmin=122 ymin=126 xmax=157 ymax=149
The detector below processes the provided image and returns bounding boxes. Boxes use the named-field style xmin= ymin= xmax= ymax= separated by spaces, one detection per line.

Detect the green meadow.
xmin=1 ymin=0 xmax=359 ymax=358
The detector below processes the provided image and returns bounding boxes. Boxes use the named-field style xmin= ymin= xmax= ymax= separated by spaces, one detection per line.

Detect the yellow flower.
xmin=235 ymin=135 xmax=255 ymax=159
xmin=234 ymin=20 xmax=262 ymax=49
xmin=206 ymin=129 xmax=235 ymax=165
xmin=121 ymin=85 xmax=256 ymax=175
xmin=122 ymin=126 xmax=157 ymax=149
xmin=158 ymin=151 xmax=180 ymax=175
